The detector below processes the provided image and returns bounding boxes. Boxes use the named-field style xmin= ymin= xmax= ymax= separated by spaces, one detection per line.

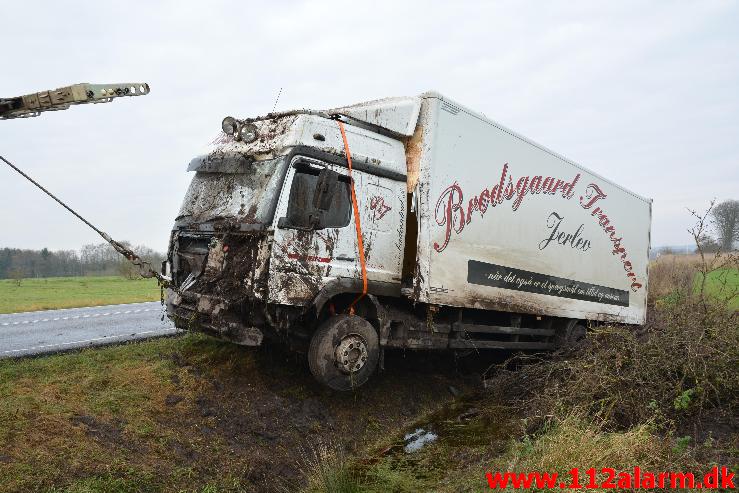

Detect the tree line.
xmin=0 ymin=242 xmax=166 ymax=280
xmin=695 ymin=199 xmax=739 ymax=253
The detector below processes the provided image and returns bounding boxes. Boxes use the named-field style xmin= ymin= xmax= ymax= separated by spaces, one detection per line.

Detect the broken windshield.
xmin=176 ymin=157 xmax=289 ymax=227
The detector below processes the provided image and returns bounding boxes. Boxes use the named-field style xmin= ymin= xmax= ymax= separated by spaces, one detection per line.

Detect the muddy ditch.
xmin=147 ymin=340 xmax=495 ymax=491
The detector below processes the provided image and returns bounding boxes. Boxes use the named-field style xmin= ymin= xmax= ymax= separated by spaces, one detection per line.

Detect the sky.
xmin=1 ymin=0 xmax=737 ymax=253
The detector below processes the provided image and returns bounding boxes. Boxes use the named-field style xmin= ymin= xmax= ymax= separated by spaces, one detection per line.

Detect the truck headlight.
xmin=222 ymin=116 xmax=238 ymax=135
xmin=238 ymin=123 xmax=259 ymax=143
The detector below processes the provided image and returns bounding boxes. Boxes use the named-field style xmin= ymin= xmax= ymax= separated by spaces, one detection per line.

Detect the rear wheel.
xmin=555 ymin=321 xmax=587 ymax=348
xmin=308 ymin=314 xmax=380 ymax=391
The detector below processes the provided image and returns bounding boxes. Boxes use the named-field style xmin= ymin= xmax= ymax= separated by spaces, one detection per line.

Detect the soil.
xmin=138 ymin=342 xmax=494 ymax=491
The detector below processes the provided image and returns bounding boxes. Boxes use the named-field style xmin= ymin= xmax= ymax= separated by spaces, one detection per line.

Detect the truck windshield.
xmin=176 ymin=157 xmax=289 ymax=227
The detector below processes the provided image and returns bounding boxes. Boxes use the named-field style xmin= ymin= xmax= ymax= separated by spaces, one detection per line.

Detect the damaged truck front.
xmin=166 ymin=93 xmax=651 ymax=391
xmin=166 ymin=108 xmax=410 ymax=390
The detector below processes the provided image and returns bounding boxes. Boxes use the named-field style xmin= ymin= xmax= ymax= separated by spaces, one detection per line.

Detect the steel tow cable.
xmin=0 ymin=154 xmax=170 ymax=287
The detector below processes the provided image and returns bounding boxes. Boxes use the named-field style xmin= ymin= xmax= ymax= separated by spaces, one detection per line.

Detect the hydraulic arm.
xmin=1 ymin=82 xmax=149 ymax=120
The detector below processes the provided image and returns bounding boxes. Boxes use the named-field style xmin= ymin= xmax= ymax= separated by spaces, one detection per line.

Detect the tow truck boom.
xmin=0 ymin=82 xmax=150 ymax=120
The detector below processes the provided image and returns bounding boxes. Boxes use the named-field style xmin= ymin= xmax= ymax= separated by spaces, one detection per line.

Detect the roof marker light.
xmin=222 ymin=116 xmax=237 ymax=135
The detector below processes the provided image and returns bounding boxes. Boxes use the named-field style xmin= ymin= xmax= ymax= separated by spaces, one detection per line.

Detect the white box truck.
xmin=165 ymin=92 xmax=652 ymax=390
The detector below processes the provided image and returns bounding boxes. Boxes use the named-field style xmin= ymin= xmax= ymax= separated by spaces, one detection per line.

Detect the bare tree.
xmin=1 ymin=243 xmax=164 ymax=279
xmin=688 ymin=201 xmax=739 ymax=316
xmin=711 ymin=199 xmax=739 ymax=251
xmin=695 ymin=234 xmax=720 ymax=253
xmin=117 ymin=259 xmax=141 ymax=280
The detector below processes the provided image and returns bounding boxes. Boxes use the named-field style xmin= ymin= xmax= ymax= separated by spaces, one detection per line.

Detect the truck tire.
xmin=308 ymin=314 xmax=380 ymax=391
xmin=555 ymin=322 xmax=587 ymax=348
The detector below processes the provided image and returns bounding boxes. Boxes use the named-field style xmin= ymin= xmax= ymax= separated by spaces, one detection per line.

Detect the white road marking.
xmin=0 ymin=328 xmax=180 ymax=355
xmin=0 ymin=301 xmax=159 ymax=317
xmin=0 ymin=304 xmax=165 ymax=327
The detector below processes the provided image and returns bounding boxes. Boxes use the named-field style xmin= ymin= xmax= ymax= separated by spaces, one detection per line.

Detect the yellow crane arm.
xmin=0 ymin=82 xmax=150 ymax=120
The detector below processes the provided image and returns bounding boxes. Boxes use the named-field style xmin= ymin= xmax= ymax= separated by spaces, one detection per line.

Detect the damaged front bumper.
xmin=166 ymin=289 xmax=264 ymax=346
xmin=165 ymin=230 xmax=272 ymax=346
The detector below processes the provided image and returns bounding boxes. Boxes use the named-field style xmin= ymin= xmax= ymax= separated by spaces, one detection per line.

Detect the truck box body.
xmin=409 ymin=93 xmax=651 ymax=324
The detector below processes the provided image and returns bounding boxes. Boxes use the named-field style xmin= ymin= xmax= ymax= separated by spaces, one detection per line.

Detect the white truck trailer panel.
xmin=412 ymin=93 xmax=651 ymax=324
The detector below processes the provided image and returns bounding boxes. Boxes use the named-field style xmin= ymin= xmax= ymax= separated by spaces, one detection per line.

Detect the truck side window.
xmin=284 ymin=168 xmax=352 ymax=229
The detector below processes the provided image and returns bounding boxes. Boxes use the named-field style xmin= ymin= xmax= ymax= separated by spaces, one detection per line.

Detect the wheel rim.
xmin=334 ymin=333 xmax=369 ymax=374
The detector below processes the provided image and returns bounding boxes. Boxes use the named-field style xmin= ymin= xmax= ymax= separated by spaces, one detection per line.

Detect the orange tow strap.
xmin=337 ymin=120 xmax=367 ymax=313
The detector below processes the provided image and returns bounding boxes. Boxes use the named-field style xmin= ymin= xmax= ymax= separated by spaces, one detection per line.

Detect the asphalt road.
xmin=0 ymin=301 xmax=178 ymax=359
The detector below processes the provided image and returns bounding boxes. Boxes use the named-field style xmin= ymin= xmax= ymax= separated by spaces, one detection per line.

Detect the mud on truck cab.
xmin=165 ymin=93 xmax=652 ymax=391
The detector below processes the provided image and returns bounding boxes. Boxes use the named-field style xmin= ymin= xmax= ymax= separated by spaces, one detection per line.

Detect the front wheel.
xmin=308 ymin=314 xmax=380 ymax=391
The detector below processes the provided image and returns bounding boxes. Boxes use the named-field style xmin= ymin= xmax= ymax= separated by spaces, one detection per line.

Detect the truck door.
xmin=357 ymin=175 xmax=405 ymax=285
xmin=269 ymin=156 xmax=358 ymax=305
xmin=269 ymin=156 xmax=405 ymax=305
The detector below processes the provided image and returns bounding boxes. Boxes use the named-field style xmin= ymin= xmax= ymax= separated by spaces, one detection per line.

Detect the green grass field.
xmin=0 ymin=276 xmax=161 ymax=314
xmin=696 ymin=267 xmax=739 ymax=310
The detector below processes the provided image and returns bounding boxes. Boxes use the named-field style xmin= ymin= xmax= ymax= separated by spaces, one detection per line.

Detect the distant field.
xmin=0 ymin=276 xmax=161 ymax=314
xmin=697 ymin=267 xmax=739 ymax=310
xmin=649 ymin=254 xmax=738 ymax=310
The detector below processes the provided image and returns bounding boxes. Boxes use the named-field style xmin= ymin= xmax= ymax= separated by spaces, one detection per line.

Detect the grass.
xmin=0 ymin=336 xmax=184 ymax=492
xmin=648 ymin=254 xmax=700 ymax=305
xmin=0 ymin=334 xmax=288 ymax=492
xmin=0 ymin=333 xmax=470 ymax=492
xmin=299 ymin=294 xmax=738 ymax=492
xmin=340 ymin=418 xmax=681 ymax=492
xmin=696 ymin=267 xmax=739 ymax=310
xmin=649 ymin=254 xmax=738 ymax=310
xmin=0 ymin=276 xmax=161 ymax=314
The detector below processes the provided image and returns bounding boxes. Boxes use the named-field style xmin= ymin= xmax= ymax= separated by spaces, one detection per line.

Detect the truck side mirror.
xmin=313 ymin=168 xmax=340 ymax=212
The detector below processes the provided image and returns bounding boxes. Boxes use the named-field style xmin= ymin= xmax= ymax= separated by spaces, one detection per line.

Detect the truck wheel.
xmin=308 ymin=314 xmax=380 ymax=391
xmin=555 ymin=322 xmax=587 ymax=348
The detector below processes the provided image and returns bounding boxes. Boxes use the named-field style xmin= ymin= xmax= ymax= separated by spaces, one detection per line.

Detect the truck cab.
xmin=166 ymin=100 xmax=415 ymax=390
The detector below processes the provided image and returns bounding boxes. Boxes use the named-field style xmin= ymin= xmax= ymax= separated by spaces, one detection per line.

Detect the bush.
xmin=490 ymin=299 xmax=738 ymax=433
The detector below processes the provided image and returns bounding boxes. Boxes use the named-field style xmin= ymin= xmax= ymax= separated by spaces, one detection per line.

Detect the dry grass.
xmin=648 ymin=254 xmax=701 ymax=305
xmin=498 ymin=417 xmax=679 ymax=481
xmin=490 ymin=300 xmax=739 ymax=434
xmin=298 ymin=441 xmax=360 ymax=493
